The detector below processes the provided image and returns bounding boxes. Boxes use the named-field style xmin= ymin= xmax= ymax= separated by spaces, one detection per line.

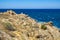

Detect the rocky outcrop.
xmin=0 ymin=10 xmax=60 ymax=40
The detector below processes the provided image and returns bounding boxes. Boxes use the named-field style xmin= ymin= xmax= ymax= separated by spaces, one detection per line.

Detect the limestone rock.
xmin=0 ymin=30 xmax=12 ymax=40
xmin=0 ymin=10 xmax=60 ymax=40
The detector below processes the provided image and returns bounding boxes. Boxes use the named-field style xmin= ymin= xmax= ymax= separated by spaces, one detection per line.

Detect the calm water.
xmin=0 ymin=9 xmax=60 ymax=28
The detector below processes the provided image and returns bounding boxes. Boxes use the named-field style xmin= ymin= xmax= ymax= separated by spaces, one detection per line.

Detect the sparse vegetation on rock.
xmin=41 ymin=24 xmax=47 ymax=30
xmin=4 ymin=22 xmax=16 ymax=31
xmin=0 ymin=10 xmax=60 ymax=40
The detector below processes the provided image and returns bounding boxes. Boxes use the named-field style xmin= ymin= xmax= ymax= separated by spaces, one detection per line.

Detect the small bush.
xmin=41 ymin=25 xmax=47 ymax=30
xmin=5 ymin=22 xmax=16 ymax=31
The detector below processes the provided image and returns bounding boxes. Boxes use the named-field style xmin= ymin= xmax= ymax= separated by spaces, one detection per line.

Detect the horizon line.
xmin=0 ymin=8 xmax=60 ymax=9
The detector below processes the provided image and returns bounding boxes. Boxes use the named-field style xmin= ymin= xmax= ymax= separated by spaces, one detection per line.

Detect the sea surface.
xmin=0 ymin=9 xmax=60 ymax=28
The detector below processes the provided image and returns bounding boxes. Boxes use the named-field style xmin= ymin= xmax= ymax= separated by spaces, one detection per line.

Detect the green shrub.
xmin=5 ymin=22 xmax=16 ymax=31
xmin=41 ymin=25 xmax=47 ymax=30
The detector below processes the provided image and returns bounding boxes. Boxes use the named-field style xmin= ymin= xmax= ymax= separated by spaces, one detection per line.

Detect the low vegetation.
xmin=41 ymin=24 xmax=47 ymax=30
xmin=4 ymin=22 xmax=16 ymax=31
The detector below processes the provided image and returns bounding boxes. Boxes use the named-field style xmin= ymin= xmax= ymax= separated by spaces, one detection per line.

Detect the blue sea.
xmin=0 ymin=9 xmax=60 ymax=28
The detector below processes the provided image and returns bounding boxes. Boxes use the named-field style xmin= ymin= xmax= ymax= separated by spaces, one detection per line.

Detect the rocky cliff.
xmin=0 ymin=10 xmax=60 ymax=40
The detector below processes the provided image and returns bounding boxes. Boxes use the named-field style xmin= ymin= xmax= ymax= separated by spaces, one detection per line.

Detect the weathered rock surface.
xmin=0 ymin=30 xmax=12 ymax=40
xmin=0 ymin=10 xmax=60 ymax=40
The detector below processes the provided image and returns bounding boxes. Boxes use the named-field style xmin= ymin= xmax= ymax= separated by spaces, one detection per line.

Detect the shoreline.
xmin=0 ymin=10 xmax=60 ymax=40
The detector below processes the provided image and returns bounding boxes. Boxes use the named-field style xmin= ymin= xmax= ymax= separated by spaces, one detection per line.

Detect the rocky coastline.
xmin=0 ymin=10 xmax=60 ymax=40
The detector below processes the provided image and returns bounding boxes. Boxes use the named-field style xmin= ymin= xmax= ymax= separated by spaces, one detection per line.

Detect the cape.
xmin=0 ymin=10 xmax=60 ymax=40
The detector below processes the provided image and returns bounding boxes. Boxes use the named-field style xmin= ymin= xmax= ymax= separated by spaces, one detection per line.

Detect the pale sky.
xmin=0 ymin=0 xmax=60 ymax=9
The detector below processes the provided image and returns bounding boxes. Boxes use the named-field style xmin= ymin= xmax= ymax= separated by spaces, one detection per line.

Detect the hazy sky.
xmin=0 ymin=0 xmax=60 ymax=9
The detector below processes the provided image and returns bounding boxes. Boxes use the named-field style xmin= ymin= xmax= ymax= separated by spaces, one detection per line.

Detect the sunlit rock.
xmin=0 ymin=10 xmax=60 ymax=40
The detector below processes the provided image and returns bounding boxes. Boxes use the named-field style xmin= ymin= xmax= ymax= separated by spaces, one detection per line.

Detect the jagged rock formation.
xmin=0 ymin=10 xmax=60 ymax=40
